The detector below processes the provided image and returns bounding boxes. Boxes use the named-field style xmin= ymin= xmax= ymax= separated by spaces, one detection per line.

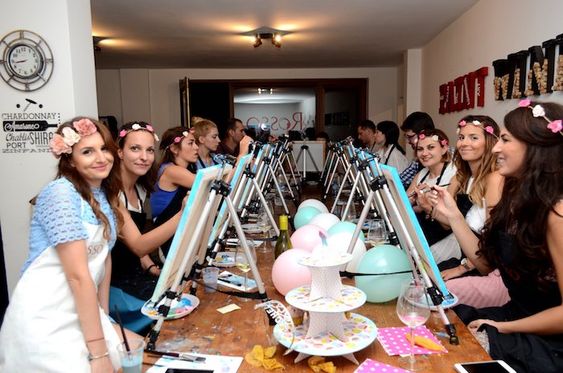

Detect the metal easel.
xmin=344 ymin=153 xmax=460 ymax=345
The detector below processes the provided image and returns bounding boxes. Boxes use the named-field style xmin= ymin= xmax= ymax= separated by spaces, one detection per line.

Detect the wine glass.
xmin=396 ymin=281 xmax=431 ymax=371
xmin=366 ymin=218 xmax=387 ymax=248
xmin=256 ymin=203 xmax=273 ymax=252
xmin=235 ymin=253 xmax=252 ymax=302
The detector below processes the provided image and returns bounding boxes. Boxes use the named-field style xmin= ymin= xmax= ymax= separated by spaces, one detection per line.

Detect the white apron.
xmin=0 ymin=200 xmax=121 ymax=372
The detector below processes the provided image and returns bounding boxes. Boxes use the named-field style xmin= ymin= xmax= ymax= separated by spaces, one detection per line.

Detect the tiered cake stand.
xmin=273 ymin=252 xmax=377 ymax=363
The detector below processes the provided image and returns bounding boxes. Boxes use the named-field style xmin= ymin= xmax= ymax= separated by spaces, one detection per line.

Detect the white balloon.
xmin=298 ymin=199 xmax=329 ymax=213
xmin=309 ymin=213 xmax=340 ymax=231
xmin=326 ymin=232 xmax=367 ymax=273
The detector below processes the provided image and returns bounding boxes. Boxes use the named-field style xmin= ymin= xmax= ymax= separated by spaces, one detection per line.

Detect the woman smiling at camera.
xmin=0 ymin=118 xmax=181 ymax=372
xmin=109 ymin=121 xmax=164 ymax=334
xmin=406 ymin=129 xmax=456 ymax=245
xmin=429 ymin=101 xmax=563 ymax=372
xmin=418 ymin=115 xmax=503 ymax=266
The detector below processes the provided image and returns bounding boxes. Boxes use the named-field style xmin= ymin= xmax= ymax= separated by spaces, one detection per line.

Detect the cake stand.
xmin=273 ymin=252 xmax=377 ymax=363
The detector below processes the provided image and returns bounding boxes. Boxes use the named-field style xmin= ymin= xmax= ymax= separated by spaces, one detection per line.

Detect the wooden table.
xmin=144 ymin=243 xmax=490 ymax=372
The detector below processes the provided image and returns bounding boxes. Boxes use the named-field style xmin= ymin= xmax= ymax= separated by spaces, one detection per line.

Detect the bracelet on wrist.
xmin=88 ymin=351 xmax=109 ymax=361
xmin=86 ymin=337 xmax=105 ymax=344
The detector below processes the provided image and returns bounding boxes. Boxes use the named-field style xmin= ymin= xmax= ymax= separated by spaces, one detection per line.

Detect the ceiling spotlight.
xmin=272 ymin=33 xmax=282 ymax=48
xmin=253 ymin=34 xmax=262 ymax=48
xmin=93 ymin=36 xmax=108 ymax=52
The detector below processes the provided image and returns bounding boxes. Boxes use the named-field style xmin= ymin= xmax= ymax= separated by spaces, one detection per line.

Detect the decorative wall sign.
xmin=492 ymin=33 xmax=563 ymax=100
xmin=0 ymin=30 xmax=54 ymax=92
xmin=1 ymin=98 xmax=60 ymax=153
xmin=439 ymin=67 xmax=488 ymax=114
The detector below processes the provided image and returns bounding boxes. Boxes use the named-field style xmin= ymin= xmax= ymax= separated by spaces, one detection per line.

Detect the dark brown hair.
xmin=480 ymin=102 xmax=563 ymax=288
xmin=416 ymin=128 xmax=451 ymax=162
xmin=117 ymin=121 xmax=157 ymax=195
xmin=158 ymin=126 xmax=188 ymax=166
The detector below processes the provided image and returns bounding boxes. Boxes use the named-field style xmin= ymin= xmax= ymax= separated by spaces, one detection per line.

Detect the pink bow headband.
xmin=518 ymin=99 xmax=563 ymax=135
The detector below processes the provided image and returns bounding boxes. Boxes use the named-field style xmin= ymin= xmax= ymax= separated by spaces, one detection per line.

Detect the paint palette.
xmin=141 ymin=293 xmax=200 ymax=320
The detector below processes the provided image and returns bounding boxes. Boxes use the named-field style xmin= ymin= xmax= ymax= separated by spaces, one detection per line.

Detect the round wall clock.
xmin=0 ymin=30 xmax=54 ymax=92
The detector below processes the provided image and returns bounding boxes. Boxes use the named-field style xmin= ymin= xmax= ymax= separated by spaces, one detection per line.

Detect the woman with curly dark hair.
xmin=429 ymin=101 xmax=563 ymax=372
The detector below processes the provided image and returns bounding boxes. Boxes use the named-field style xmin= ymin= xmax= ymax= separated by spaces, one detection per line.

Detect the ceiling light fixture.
xmin=93 ymin=36 xmax=108 ymax=52
xmin=244 ymin=27 xmax=289 ymax=48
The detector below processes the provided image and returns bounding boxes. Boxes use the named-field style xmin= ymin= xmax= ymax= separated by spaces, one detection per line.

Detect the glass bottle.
xmin=274 ymin=215 xmax=292 ymax=259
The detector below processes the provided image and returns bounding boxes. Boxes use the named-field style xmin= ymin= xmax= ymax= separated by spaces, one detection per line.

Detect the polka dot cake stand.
xmin=273 ymin=252 xmax=377 ymax=364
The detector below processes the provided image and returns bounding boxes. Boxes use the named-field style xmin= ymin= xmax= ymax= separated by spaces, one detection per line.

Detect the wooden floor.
xmin=142 ymin=180 xmax=490 ymax=372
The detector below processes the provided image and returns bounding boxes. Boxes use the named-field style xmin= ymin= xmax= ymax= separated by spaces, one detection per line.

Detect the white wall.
xmin=1 ymin=0 xmax=98 ymax=294
xmin=421 ymin=0 xmax=563 ymax=142
xmin=96 ymin=67 xmax=399 ymax=138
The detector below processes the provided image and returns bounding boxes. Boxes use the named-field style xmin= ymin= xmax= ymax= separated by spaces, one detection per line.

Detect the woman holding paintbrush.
xmin=417 ymin=115 xmax=504 ymax=268
xmin=406 ymin=128 xmax=456 ymax=245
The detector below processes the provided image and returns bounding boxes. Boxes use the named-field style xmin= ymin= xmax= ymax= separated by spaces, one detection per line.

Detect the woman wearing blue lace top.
xmin=0 ymin=118 xmax=181 ymax=372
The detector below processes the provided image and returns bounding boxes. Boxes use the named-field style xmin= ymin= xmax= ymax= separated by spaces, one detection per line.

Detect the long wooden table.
xmin=143 ymin=244 xmax=490 ymax=372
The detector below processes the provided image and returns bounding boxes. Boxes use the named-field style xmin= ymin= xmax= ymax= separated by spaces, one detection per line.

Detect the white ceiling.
xmin=91 ymin=0 xmax=478 ymax=69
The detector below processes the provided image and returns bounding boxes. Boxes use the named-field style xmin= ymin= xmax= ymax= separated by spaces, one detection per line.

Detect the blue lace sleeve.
xmin=35 ymin=178 xmax=89 ymax=246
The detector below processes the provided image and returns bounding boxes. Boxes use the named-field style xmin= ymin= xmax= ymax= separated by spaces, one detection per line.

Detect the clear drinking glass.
xmin=366 ymin=218 xmax=387 ymax=247
xmin=395 ymin=281 xmax=431 ymax=371
xmin=235 ymin=254 xmax=252 ymax=302
xmin=256 ymin=203 xmax=273 ymax=252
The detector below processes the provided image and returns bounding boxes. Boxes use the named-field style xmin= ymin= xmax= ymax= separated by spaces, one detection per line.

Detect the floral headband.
xmin=49 ymin=118 xmax=97 ymax=158
xmin=518 ymin=99 xmax=563 ymax=135
xmin=119 ymin=123 xmax=159 ymax=142
xmin=168 ymin=128 xmax=195 ymax=148
xmin=457 ymin=119 xmax=496 ymax=137
xmin=418 ymin=133 xmax=448 ymax=146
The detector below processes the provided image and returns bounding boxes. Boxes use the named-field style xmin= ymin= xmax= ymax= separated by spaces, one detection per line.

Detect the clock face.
xmin=8 ymin=44 xmax=44 ymax=79
xmin=0 ymin=30 xmax=53 ymax=92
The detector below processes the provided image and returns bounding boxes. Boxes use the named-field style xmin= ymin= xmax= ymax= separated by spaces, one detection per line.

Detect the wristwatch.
xmin=460 ymin=258 xmax=471 ymax=271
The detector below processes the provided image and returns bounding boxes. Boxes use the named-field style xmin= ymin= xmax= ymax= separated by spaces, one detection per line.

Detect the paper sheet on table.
xmin=146 ymin=354 xmax=243 ymax=373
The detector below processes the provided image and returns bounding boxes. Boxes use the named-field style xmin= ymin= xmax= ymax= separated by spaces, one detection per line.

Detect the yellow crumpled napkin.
xmin=308 ymin=356 xmax=336 ymax=373
xmin=245 ymin=345 xmax=285 ymax=370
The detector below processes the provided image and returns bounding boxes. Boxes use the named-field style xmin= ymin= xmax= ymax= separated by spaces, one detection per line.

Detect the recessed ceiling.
xmin=91 ymin=0 xmax=478 ymax=69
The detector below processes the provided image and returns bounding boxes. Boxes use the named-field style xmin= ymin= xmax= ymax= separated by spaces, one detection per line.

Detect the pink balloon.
xmin=290 ymin=225 xmax=328 ymax=252
xmin=271 ymin=248 xmax=312 ymax=295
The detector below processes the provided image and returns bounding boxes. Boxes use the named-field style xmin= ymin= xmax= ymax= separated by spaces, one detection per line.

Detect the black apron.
xmin=111 ymin=187 xmax=158 ymax=300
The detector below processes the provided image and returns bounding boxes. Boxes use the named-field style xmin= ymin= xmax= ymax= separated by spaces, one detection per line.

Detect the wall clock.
xmin=0 ymin=30 xmax=54 ymax=92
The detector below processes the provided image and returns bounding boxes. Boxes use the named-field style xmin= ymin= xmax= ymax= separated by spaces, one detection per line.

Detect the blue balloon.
xmin=294 ymin=206 xmax=321 ymax=230
xmin=355 ymin=244 xmax=412 ymax=303
xmin=327 ymin=221 xmax=365 ymax=242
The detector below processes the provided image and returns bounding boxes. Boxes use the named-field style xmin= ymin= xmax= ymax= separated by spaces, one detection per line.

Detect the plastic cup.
xmin=117 ymin=339 xmax=144 ymax=373
xmin=202 ymin=267 xmax=219 ymax=293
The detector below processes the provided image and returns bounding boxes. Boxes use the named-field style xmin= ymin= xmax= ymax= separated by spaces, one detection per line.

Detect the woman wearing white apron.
xmin=0 ymin=118 xmax=182 ymax=372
